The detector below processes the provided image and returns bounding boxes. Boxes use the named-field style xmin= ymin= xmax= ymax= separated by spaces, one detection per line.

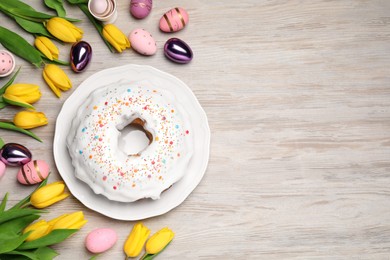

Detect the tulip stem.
xmin=0 ymin=122 xmax=42 ymax=142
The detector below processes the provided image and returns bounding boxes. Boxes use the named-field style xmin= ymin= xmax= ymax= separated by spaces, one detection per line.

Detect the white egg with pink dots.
xmin=0 ymin=50 xmax=15 ymax=77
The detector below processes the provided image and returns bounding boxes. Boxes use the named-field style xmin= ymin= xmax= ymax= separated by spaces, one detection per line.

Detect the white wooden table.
xmin=1 ymin=0 xmax=390 ymax=259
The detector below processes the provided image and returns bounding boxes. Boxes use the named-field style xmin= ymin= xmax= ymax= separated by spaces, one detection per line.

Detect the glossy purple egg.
xmin=130 ymin=0 xmax=152 ymax=19
xmin=70 ymin=41 xmax=92 ymax=73
xmin=164 ymin=38 xmax=193 ymax=64
xmin=0 ymin=143 xmax=32 ymax=166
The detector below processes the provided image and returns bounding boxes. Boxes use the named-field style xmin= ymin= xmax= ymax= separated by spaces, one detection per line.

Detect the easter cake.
xmin=66 ymin=79 xmax=193 ymax=202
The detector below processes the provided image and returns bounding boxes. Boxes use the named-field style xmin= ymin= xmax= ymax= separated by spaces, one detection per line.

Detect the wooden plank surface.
xmin=1 ymin=0 xmax=390 ymax=259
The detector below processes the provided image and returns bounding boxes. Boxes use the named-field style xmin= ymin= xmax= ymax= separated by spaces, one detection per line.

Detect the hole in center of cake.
xmin=118 ymin=118 xmax=153 ymax=156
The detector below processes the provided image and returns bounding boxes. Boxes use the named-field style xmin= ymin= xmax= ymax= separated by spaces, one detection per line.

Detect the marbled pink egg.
xmin=85 ymin=228 xmax=117 ymax=254
xmin=0 ymin=161 xmax=5 ymax=179
xmin=129 ymin=29 xmax=157 ymax=56
xmin=17 ymin=160 xmax=50 ymax=185
xmin=159 ymin=7 xmax=189 ymax=33
xmin=130 ymin=0 xmax=152 ymax=19
xmin=0 ymin=50 xmax=15 ymax=77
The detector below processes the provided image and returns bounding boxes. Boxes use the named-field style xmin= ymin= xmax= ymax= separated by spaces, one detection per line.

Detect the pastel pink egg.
xmin=85 ymin=228 xmax=117 ymax=254
xmin=129 ymin=29 xmax=157 ymax=56
xmin=0 ymin=161 xmax=5 ymax=179
xmin=0 ymin=50 xmax=15 ymax=77
xmin=159 ymin=7 xmax=189 ymax=33
xmin=17 ymin=160 xmax=50 ymax=185
xmin=130 ymin=0 xmax=152 ymax=19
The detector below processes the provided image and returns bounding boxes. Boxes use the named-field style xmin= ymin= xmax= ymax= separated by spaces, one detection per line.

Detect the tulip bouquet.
xmin=0 ymin=69 xmax=47 ymax=141
xmin=0 ymin=179 xmax=87 ymax=259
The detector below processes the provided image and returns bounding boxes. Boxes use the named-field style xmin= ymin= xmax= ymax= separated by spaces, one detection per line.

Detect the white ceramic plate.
xmin=53 ymin=64 xmax=210 ymax=220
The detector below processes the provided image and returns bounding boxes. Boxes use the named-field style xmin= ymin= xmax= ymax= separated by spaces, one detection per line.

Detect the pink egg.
xmin=0 ymin=161 xmax=5 ymax=179
xmin=0 ymin=50 xmax=16 ymax=77
xmin=129 ymin=29 xmax=157 ymax=56
xmin=159 ymin=7 xmax=189 ymax=33
xmin=85 ymin=228 xmax=117 ymax=254
xmin=17 ymin=160 xmax=50 ymax=185
xmin=130 ymin=0 xmax=152 ymax=19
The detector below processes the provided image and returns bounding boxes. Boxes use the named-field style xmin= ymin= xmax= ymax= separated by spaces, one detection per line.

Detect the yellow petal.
xmin=13 ymin=111 xmax=48 ymax=129
xmin=52 ymin=211 xmax=85 ymax=229
xmin=47 ymin=19 xmax=77 ymax=43
xmin=42 ymin=69 xmax=61 ymax=97
xmin=146 ymin=227 xmax=174 ymax=254
xmin=32 ymin=192 xmax=69 ymax=209
xmin=103 ymin=29 xmax=123 ymax=53
xmin=2 ymin=93 xmax=34 ymax=109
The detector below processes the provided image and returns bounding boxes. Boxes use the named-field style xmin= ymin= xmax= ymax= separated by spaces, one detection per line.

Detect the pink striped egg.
xmin=17 ymin=160 xmax=50 ymax=185
xmin=159 ymin=7 xmax=189 ymax=33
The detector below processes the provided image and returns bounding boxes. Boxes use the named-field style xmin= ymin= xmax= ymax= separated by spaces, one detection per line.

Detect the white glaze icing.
xmin=66 ymin=80 xmax=193 ymax=202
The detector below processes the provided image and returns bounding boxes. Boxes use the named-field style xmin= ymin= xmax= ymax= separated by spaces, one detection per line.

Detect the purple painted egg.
xmin=17 ymin=160 xmax=50 ymax=185
xmin=159 ymin=7 xmax=189 ymax=32
xmin=130 ymin=0 xmax=152 ymax=19
xmin=70 ymin=41 xmax=92 ymax=73
xmin=0 ymin=143 xmax=32 ymax=166
xmin=0 ymin=161 xmax=5 ymax=179
xmin=164 ymin=38 xmax=193 ymax=64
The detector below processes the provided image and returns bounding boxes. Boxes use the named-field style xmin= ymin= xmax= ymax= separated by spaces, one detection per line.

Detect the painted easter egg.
xmin=159 ymin=7 xmax=189 ymax=33
xmin=130 ymin=0 xmax=152 ymax=19
xmin=0 ymin=143 xmax=32 ymax=166
xmin=129 ymin=29 xmax=157 ymax=55
xmin=70 ymin=41 xmax=92 ymax=73
xmin=17 ymin=160 xmax=50 ymax=185
xmin=85 ymin=228 xmax=118 ymax=254
xmin=0 ymin=161 xmax=5 ymax=179
xmin=164 ymin=38 xmax=193 ymax=64
xmin=0 ymin=50 xmax=16 ymax=77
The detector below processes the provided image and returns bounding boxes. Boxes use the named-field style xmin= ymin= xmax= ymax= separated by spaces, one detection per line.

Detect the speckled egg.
xmin=159 ymin=7 xmax=189 ymax=33
xmin=17 ymin=160 xmax=50 ymax=185
xmin=0 ymin=50 xmax=16 ymax=77
xmin=130 ymin=0 xmax=152 ymax=19
xmin=129 ymin=29 xmax=157 ymax=56
xmin=0 ymin=161 xmax=5 ymax=179
xmin=85 ymin=228 xmax=118 ymax=254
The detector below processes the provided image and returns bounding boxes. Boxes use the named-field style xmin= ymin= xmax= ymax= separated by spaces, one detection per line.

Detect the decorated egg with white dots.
xmin=17 ymin=160 xmax=50 ymax=185
xmin=128 ymin=28 xmax=157 ymax=56
xmin=0 ymin=50 xmax=15 ymax=77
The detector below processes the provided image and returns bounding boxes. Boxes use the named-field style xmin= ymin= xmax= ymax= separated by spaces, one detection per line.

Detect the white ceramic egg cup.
xmin=88 ymin=0 xmax=118 ymax=24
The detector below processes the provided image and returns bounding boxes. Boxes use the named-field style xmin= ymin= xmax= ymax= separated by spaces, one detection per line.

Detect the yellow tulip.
xmin=42 ymin=64 xmax=72 ymax=98
xmin=23 ymin=220 xmax=51 ymax=241
xmin=102 ymin=24 xmax=130 ymax=53
xmin=2 ymin=83 xmax=41 ymax=109
xmin=46 ymin=17 xmax=83 ymax=43
xmin=124 ymin=222 xmax=150 ymax=258
xmin=30 ymin=181 xmax=69 ymax=208
xmin=13 ymin=110 xmax=48 ymax=129
xmin=34 ymin=36 xmax=59 ymax=60
xmin=145 ymin=227 xmax=174 ymax=255
xmin=50 ymin=211 xmax=87 ymax=230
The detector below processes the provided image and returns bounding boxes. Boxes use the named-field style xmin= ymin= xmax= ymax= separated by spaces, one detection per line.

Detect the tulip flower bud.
xmin=34 ymin=36 xmax=59 ymax=60
xmin=145 ymin=227 xmax=174 ymax=255
xmin=30 ymin=181 xmax=69 ymax=208
xmin=124 ymin=222 xmax=150 ymax=258
xmin=50 ymin=211 xmax=87 ymax=230
xmin=13 ymin=110 xmax=48 ymax=129
xmin=23 ymin=220 xmax=51 ymax=241
xmin=42 ymin=64 xmax=72 ymax=97
xmin=46 ymin=17 xmax=83 ymax=43
xmin=102 ymin=24 xmax=130 ymax=53
xmin=2 ymin=83 xmax=41 ymax=109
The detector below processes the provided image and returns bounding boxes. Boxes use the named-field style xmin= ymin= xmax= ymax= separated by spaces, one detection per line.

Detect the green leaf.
xmin=41 ymin=56 xmax=70 ymax=66
xmin=0 ymin=26 xmax=43 ymax=67
xmin=0 ymin=232 xmax=30 ymax=254
xmin=0 ymin=214 xmax=40 ymax=236
xmin=2 ymin=95 xmax=35 ymax=109
xmin=0 ymin=101 xmax=7 ymax=109
xmin=0 ymin=255 xmax=30 ymax=260
xmin=11 ymin=178 xmax=48 ymax=210
xmin=3 ymin=249 xmax=38 ymax=260
xmin=0 ymin=122 xmax=42 ymax=142
xmin=0 ymin=193 xmax=9 ymax=213
xmin=66 ymin=0 xmax=88 ymax=4
xmin=0 ymin=137 xmax=4 ymax=149
xmin=0 ymin=0 xmax=35 ymax=11
xmin=0 ymin=67 xmax=21 ymax=95
xmin=35 ymin=247 xmax=59 ymax=259
xmin=44 ymin=0 xmax=66 ymax=17
xmin=0 ymin=208 xmax=43 ymax=225
xmin=18 ymin=229 xmax=78 ymax=250
xmin=14 ymin=17 xmax=53 ymax=38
